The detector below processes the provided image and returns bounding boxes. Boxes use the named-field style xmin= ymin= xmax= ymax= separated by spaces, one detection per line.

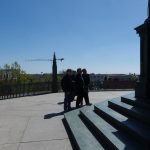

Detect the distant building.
xmin=89 ymin=73 xmax=133 ymax=82
xmin=89 ymin=73 xmax=137 ymax=90
xmin=0 ymin=69 xmax=13 ymax=80
xmin=89 ymin=74 xmax=105 ymax=82
xmin=89 ymin=74 xmax=105 ymax=90
xmin=106 ymin=74 xmax=131 ymax=81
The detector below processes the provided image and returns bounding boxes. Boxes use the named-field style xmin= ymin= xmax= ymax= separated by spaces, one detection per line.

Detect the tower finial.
xmin=53 ymin=52 xmax=56 ymax=62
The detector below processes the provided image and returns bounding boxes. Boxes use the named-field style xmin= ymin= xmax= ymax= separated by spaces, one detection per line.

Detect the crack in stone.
xmin=17 ymin=117 xmax=31 ymax=150
xmin=20 ymin=138 xmax=69 ymax=144
xmin=0 ymin=138 xmax=69 ymax=146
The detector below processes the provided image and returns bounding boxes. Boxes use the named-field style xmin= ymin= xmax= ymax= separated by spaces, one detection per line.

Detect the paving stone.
xmin=0 ymin=116 xmax=29 ymax=145
xmin=22 ymin=117 xmax=68 ymax=142
xmin=18 ymin=139 xmax=72 ymax=150
xmin=0 ymin=91 xmax=132 ymax=150
xmin=0 ymin=143 xmax=19 ymax=150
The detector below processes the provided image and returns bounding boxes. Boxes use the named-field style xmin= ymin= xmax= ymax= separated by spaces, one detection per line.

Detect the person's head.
xmin=82 ymin=68 xmax=87 ymax=74
xmin=72 ymin=70 xmax=76 ymax=76
xmin=66 ymin=69 xmax=72 ymax=75
xmin=77 ymin=68 xmax=82 ymax=74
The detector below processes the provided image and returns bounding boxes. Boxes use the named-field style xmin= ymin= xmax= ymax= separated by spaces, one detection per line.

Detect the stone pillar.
xmin=135 ymin=1 xmax=150 ymax=99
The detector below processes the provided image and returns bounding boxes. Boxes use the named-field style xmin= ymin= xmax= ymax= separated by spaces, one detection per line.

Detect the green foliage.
xmin=42 ymin=74 xmax=52 ymax=82
xmin=1 ymin=61 xmax=62 ymax=84
xmin=4 ymin=64 xmax=11 ymax=69
xmin=1 ymin=61 xmax=30 ymax=83
xmin=129 ymin=73 xmax=138 ymax=81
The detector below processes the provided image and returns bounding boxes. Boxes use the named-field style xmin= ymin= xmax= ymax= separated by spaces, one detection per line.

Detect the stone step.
xmin=79 ymin=107 xmax=141 ymax=150
xmin=108 ymin=99 xmax=150 ymax=125
xmin=64 ymin=109 xmax=104 ymax=150
xmin=94 ymin=102 xmax=150 ymax=148
xmin=121 ymin=93 xmax=150 ymax=110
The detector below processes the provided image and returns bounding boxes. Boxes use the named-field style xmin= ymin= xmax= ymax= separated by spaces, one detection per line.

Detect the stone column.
xmin=135 ymin=0 xmax=150 ymax=100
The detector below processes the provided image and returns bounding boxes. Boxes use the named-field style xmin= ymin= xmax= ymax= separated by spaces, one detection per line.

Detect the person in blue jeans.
xmin=61 ymin=69 xmax=74 ymax=112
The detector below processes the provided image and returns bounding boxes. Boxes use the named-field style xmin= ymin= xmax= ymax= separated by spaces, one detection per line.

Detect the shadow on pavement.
xmin=44 ymin=111 xmax=64 ymax=119
xmin=57 ymin=99 xmax=77 ymax=105
xmin=57 ymin=102 xmax=64 ymax=105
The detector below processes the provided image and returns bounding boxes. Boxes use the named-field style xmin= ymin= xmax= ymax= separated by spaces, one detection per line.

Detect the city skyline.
xmin=0 ymin=0 xmax=148 ymax=74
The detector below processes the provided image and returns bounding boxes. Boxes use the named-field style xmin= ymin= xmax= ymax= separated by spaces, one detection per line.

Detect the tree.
xmin=129 ymin=73 xmax=138 ymax=81
xmin=11 ymin=61 xmax=21 ymax=82
xmin=4 ymin=64 xmax=11 ymax=70
xmin=2 ymin=61 xmax=30 ymax=83
xmin=19 ymin=70 xmax=31 ymax=83
xmin=11 ymin=61 xmax=21 ymax=70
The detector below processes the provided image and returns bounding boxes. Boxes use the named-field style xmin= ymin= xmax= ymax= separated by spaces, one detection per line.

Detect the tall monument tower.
xmin=148 ymin=0 xmax=150 ymax=19
xmin=52 ymin=52 xmax=58 ymax=93
xmin=135 ymin=0 xmax=150 ymax=100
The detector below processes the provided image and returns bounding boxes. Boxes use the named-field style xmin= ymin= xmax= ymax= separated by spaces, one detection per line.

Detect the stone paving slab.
xmin=22 ymin=117 xmax=68 ymax=142
xmin=0 ymin=91 xmax=132 ymax=150
xmin=18 ymin=139 xmax=71 ymax=150
xmin=0 ymin=143 xmax=19 ymax=150
xmin=0 ymin=116 xmax=29 ymax=145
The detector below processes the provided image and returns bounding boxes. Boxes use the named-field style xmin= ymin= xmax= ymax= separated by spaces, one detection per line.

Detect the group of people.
xmin=61 ymin=68 xmax=92 ymax=112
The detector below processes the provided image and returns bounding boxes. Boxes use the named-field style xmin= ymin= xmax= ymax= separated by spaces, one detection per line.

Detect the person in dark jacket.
xmin=82 ymin=68 xmax=92 ymax=105
xmin=61 ymin=69 xmax=73 ymax=112
xmin=75 ymin=68 xmax=84 ymax=108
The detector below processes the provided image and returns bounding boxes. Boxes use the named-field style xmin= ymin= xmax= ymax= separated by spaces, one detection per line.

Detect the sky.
xmin=0 ymin=0 xmax=148 ymax=74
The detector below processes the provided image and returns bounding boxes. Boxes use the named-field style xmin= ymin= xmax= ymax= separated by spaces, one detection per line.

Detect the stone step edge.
xmin=64 ymin=110 xmax=104 ymax=150
xmin=80 ymin=109 xmax=126 ymax=150
xmin=94 ymin=104 xmax=150 ymax=146
xmin=108 ymin=100 xmax=150 ymax=125
xmin=121 ymin=95 xmax=150 ymax=110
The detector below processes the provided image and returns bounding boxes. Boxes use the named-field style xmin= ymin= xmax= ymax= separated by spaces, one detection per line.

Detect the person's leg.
xmin=83 ymin=87 xmax=91 ymax=105
xmin=80 ymin=97 xmax=83 ymax=106
xmin=76 ymin=92 xmax=83 ymax=108
xmin=64 ymin=93 xmax=68 ymax=111
xmin=76 ymin=95 xmax=80 ymax=108
xmin=67 ymin=92 xmax=72 ymax=110
xmin=67 ymin=100 xmax=71 ymax=110
xmin=84 ymin=91 xmax=90 ymax=105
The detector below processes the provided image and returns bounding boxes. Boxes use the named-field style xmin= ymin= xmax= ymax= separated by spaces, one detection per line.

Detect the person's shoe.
xmin=86 ymin=103 xmax=92 ymax=106
xmin=64 ymin=109 xmax=68 ymax=113
xmin=68 ymin=107 xmax=72 ymax=111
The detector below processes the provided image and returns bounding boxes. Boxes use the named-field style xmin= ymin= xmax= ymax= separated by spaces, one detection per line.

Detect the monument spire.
xmin=52 ymin=52 xmax=58 ymax=93
xmin=148 ymin=0 xmax=150 ymax=18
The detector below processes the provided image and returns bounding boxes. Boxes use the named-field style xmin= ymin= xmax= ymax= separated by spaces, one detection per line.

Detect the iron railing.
xmin=89 ymin=80 xmax=136 ymax=90
xmin=0 ymin=82 xmax=61 ymax=100
xmin=0 ymin=80 xmax=135 ymax=100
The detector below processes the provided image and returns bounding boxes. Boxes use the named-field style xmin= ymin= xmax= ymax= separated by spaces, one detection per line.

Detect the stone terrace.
xmin=0 ymin=91 xmax=132 ymax=150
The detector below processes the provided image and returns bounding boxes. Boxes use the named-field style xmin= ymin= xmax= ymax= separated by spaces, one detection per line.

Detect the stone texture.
xmin=0 ymin=91 xmax=132 ymax=150
xmin=19 ymin=139 xmax=72 ymax=150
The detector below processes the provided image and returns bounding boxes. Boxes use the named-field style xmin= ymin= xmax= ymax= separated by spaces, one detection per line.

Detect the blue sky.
xmin=0 ymin=0 xmax=148 ymax=74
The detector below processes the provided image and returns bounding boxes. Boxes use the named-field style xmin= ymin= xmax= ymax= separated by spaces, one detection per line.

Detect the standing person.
xmin=71 ymin=70 xmax=77 ymax=101
xmin=75 ymin=68 xmax=84 ymax=108
xmin=61 ymin=69 xmax=73 ymax=112
xmin=82 ymin=69 xmax=92 ymax=105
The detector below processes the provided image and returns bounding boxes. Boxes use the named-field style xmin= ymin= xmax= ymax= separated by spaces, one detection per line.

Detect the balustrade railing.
xmin=0 ymin=82 xmax=62 ymax=100
xmin=0 ymin=80 xmax=135 ymax=100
